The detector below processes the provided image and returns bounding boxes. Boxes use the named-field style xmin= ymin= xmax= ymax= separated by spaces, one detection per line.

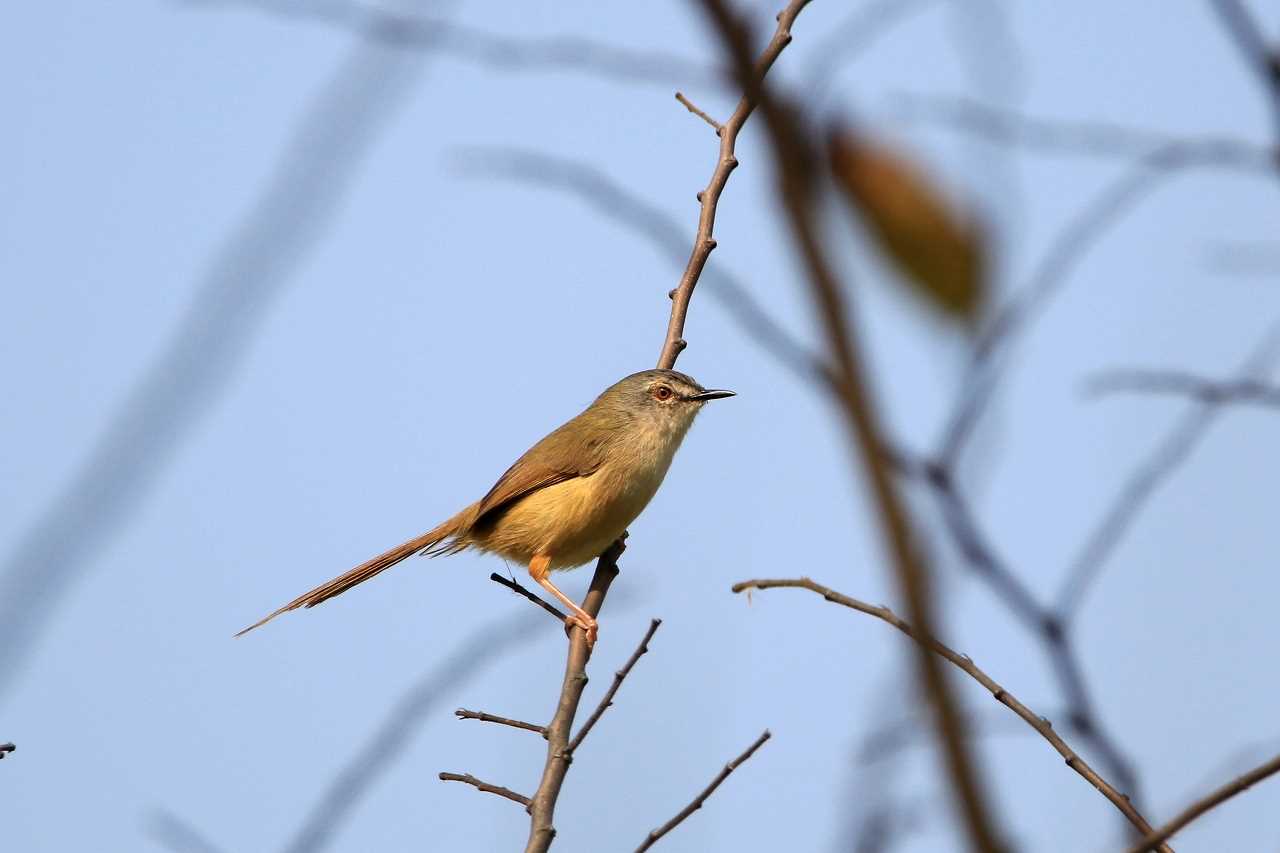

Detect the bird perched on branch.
xmin=237 ymin=369 xmax=734 ymax=644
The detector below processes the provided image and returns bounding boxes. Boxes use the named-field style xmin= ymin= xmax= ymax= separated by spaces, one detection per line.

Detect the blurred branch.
xmin=657 ymin=0 xmax=814 ymax=371
xmin=283 ymin=609 xmax=544 ymax=853
xmin=146 ymin=810 xmax=227 ymax=853
xmin=454 ymin=147 xmax=828 ymax=385
xmin=525 ymin=544 xmax=623 ymax=853
xmin=1126 ymin=751 xmax=1280 ymax=853
xmin=896 ymin=94 xmax=1275 ymax=171
xmin=731 ymin=578 xmax=1167 ymax=847
xmin=567 ymin=618 xmax=662 ymax=754
xmin=489 ymin=572 xmax=569 ymax=623
xmin=0 ymin=10 xmax=448 ymax=702
xmin=1209 ymin=0 xmax=1280 ymax=143
xmin=856 ymin=706 xmax=1071 ymax=764
xmin=454 ymin=708 xmax=546 ymax=736
xmin=633 ymin=729 xmax=771 ymax=852
xmin=1056 ymin=326 xmax=1280 ymax=618
xmin=190 ymin=0 xmax=718 ymax=89
xmin=1085 ymin=369 xmax=1280 ymax=410
xmin=437 ymin=772 xmax=531 ymax=807
xmin=696 ymin=1 xmax=1006 ymax=848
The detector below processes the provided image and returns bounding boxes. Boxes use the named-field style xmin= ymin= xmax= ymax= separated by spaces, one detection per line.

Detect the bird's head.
xmin=596 ymin=368 xmax=734 ymax=438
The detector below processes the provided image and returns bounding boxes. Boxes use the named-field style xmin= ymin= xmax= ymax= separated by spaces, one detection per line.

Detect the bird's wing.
xmin=473 ymin=414 xmax=616 ymax=527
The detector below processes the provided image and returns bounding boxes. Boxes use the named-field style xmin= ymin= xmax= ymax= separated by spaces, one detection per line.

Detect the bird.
xmin=236 ymin=369 xmax=734 ymax=644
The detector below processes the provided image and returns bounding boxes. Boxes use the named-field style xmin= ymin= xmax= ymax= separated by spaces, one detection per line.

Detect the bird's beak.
xmin=689 ymin=389 xmax=735 ymax=401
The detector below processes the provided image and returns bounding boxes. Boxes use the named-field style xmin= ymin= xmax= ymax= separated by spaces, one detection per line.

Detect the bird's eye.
xmin=653 ymin=385 xmax=673 ymax=401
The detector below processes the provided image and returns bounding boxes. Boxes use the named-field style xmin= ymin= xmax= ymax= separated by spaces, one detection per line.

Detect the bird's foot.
xmin=565 ymin=612 xmax=598 ymax=647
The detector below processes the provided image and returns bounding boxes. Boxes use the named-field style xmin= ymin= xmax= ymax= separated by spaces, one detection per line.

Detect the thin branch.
xmin=657 ymin=0 xmax=812 ymax=370
xmin=525 ymin=541 xmax=624 ymax=853
xmin=731 ymin=579 xmax=1168 ymax=849
xmin=455 ymin=708 xmax=546 ymax=736
xmin=896 ymin=93 xmax=1275 ymax=172
xmin=634 ymin=729 xmax=771 ymax=852
xmin=489 ymin=572 xmax=568 ymax=623
xmin=675 ymin=92 xmax=722 ymax=131
xmin=1056 ymin=325 xmax=1280 ymax=618
xmin=438 ymin=772 xmax=532 ymax=807
xmin=805 ymin=0 xmax=940 ymax=108
xmin=567 ymin=619 xmax=661 ymax=753
xmin=1126 ymin=752 xmax=1280 ymax=853
xmin=1085 ymin=369 xmax=1280 ymax=409
xmin=190 ymin=0 xmax=718 ymax=90
xmin=696 ymin=1 xmax=1006 ymax=849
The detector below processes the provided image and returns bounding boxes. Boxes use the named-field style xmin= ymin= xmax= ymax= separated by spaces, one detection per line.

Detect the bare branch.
xmin=696 ymin=1 xmax=1006 ymax=848
xmin=438 ymin=772 xmax=532 ymax=808
xmin=525 ymin=541 xmax=624 ymax=853
xmin=455 ymin=708 xmax=546 ymax=736
xmin=568 ymin=619 xmax=662 ymax=754
xmin=896 ymin=93 xmax=1274 ymax=171
xmin=190 ymin=0 xmax=718 ymax=90
xmin=657 ymin=0 xmax=812 ymax=370
xmin=1085 ymin=369 xmax=1280 ymax=410
xmin=1056 ymin=325 xmax=1280 ymax=617
xmin=489 ymin=572 xmax=568 ymax=623
xmin=1126 ymin=752 xmax=1280 ymax=853
xmin=732 ymin=578 xmax=1168 ymax=848
xmin=675 ymin=91 xmax=722 ymax=131
xmin=634 ymin=729 xmax=771 ymax=852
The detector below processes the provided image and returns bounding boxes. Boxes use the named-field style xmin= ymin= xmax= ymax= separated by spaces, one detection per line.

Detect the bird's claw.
xmin=565 ymin=613 xmax=598 ymax=647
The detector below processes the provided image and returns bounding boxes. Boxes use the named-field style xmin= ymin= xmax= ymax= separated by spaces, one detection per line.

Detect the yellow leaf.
xmin=828 ymin=130 xmax=986 ymax=322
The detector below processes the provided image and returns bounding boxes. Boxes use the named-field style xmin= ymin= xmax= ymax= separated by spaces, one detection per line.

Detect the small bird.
xmin=237 ymin=369 xmax=734 ymax=643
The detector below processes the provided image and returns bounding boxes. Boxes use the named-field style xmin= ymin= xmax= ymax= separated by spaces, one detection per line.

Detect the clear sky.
xmin=3 ymin=1 xmax=1279 ymax=851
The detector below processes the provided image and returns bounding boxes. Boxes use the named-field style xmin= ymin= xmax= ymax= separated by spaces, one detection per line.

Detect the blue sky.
xmin=3 ymin=1 xmax=1279 ymax=851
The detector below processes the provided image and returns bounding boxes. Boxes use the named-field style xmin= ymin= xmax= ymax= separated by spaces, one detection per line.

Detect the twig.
xmin=525 ymin=541 xmax=624 ymax=853
xmin=1085 ymin=369 xmax=1280 ymax=409
xmin=656 ymin=0 xmax=812 ymax=370
xmin=489 ymin=572 xmax=568 ymax=623
xmin=1125 ymin=752 xmax=1280 ymax=853
xmin=455 ymin=708 xmax=546 ymax=736
xmin=0 ymin=742 xmax=13 ymax=759
xmin=731 ymin=578 xmax=1168 ymax=849
xmin=675 ymin=92 xmax=722 ymax=131
xmin=696 ymin=1 xmax=1006 ymax=849
xmin=439 ymin=772 xmax=532 ymax=807
xmin=568 ymin=619 xmax=662 ymax=753
xmin=634 ymin=729 xmax=771 ymax=852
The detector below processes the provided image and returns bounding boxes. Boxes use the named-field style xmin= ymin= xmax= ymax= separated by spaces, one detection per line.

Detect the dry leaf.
xmin=828 ymin=129 xmax=986 ymax=322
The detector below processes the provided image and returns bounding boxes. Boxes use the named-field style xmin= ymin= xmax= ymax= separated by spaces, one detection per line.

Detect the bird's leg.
xmin=529 ymin=554 xmax=598 ymax=646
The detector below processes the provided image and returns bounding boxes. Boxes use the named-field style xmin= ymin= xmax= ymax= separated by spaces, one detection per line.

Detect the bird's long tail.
xmin=235 ymin=509 xmax=473 ymax=637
